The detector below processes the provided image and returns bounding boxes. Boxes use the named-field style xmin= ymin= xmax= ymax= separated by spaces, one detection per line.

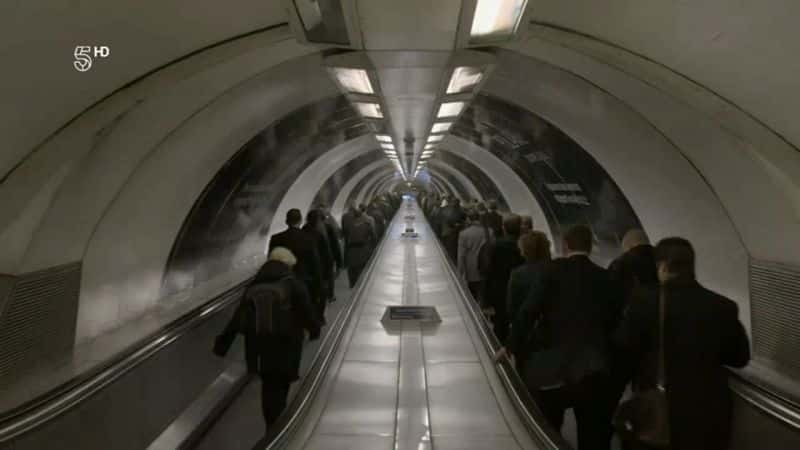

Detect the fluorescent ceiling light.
xmin=380 ymin=143 xmax=394 ymax=149
xmin=420 ymin=153 xmax=432 ymax=159
xmin=470 ymin=0 xmax=528 ymax=41
xmin=332 ymin=68 xmax=374 ymax=94
xmin=437 ymin=102 xmax=465 ymax=118
xmin=376 ymin=134 xmax=392 ymax=142
xmin=354 ymin=102 xmax=383 ymax=118
xmin=431 ymin=122 xmax=453 ymax=133
xmin=447 ymin=67 xmax=484 ymax=94
xmin=424 ymin=143 xmax=436 ymax=149
xmin=428 ymin=135 xmax=444 ymax=142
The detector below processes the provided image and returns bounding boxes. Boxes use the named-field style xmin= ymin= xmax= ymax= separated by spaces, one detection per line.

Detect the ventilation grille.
xmin=0 ymin=263 xmax=82 ymax=384
xmin=750 ymin=259 xmax=800 ymax=378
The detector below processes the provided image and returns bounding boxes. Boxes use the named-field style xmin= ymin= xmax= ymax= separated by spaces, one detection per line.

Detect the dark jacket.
xmin=608 ymin=244 xmax=658 ymax=312
xmin=324 ymin=219 xmax=343 ymax=269
xmin=303 ymin=223 xmax=333 ymax=284
xmin=506 ymin=260 xmax=550 ymax=320
xmin=483 ymin=235 xmax=524 ymax=310
xmin=269 ymin=226 xmax=322 ymax=296
xmin=508 ymin=255 xmax=620 ymax=388
xmin=216 ymin=261 xmax=321 ymax=380
xmin=484 ymin=210 xmax=503 ymax=237
xmin=614 ymin=277 xmax=750 ymax=450
xmin=343 ymin=213 xmax=376 ymax=269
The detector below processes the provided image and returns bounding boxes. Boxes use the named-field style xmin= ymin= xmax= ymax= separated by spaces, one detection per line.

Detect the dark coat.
xmin=508 ymin=255 xmax=621 ymax=388
xmin=484 ymin=210 xmax=503 ymax=237
xmin=506 ymin=260 xmax=550 ymax=320
xmin=324 ymin=219 xmax=343 ymax=268
xmin=216 ymin=261 xmax=321 ymax=380
xmin=483 ymin=235 xmax=524 ymax=310
xmin=343 ymin=214 xmax=376 ymax=269
xmin=268 ymin=226 xmax=322 ymax=296
xmin=303 ymin=223 xmax=333 ymax=284
xmin=608 ymin=244 xmax=658 ymax=311
xmin=614 ymin=277 xmax=750 ymax=450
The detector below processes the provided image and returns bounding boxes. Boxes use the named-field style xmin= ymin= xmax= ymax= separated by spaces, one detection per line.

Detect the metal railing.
xmin=0 ymin=280 xmax=250 ymax=443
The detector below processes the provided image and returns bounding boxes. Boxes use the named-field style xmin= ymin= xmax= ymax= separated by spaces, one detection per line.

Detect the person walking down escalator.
xmin=318 ymin=204 xmax=343 ymax=302
xmin=482 ymin=214 xmax=524 ymax=343
xmin=343 ymin=207 xmax=377 ymax=288
xmin=303 ymin=209 xmax=333 ymax=320
xmin=213 ymin=247 xmax=321 ymax=428
xmin=268 ymin=209 xmax=322 ymax=318
xmin=500 ymin=225 xmax=619 ymax=450
xmin=457 ymin=210 xmax=493 ymax=300
xmin=614 ymin=238 xmax=750 ymax=450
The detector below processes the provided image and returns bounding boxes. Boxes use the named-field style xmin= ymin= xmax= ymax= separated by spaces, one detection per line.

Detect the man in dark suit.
xmin=268 ymin=209 xmax=322 ymax=316
xmin=615 ymin=238 xmax=750 ymax=450
xmin=483 ymin=214 xmax=524 ymax=343
xmin=503 ymin=224 xmax=621 ymax=450
xmin=483 ymin=200 xmax=504 ymax=237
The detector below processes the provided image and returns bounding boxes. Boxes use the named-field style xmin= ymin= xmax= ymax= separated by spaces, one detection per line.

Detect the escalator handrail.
xmin=0 ymin=278 xmax=252 ymax=442
xmin=729 ymin=369 xmax=800 ymax=430
xmin=262 ymin=205 xmax=403 ymax=449
xmin=424 ymin=209 xmax=571 ymax=450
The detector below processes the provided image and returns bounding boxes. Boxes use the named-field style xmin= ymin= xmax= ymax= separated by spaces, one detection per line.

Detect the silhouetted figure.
xmin=303 ymin=209 xmax=333 ymax=319
xmin=343 ymin=207 xmax=376 ymax=288
xmin=268 ymin=209 xmax=322 ymax=310
xmin=214 ymin=247 xmax=321 ymax=427
xmin=484 ymin=200 xmax=504 ymax=237
xmin=615 ymin=238 xmax=750 ymax=450
xmin=505 ymin=225 xmax=619 ymax=450
xmin=457 ymin=210 xmax=493 ymax=300
xmin=483 ymin=214 xmax=524 ymax=343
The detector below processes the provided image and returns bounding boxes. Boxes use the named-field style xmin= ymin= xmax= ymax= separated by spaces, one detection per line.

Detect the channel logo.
xmin=74 ymin=45 xmax=110 ymax=72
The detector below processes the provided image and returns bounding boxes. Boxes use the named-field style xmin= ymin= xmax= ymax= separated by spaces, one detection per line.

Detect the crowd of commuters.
xmin=420 ymin=192 xmax=751 ymax=450
xmin=214 ymin=193 xmax=401 ymax=428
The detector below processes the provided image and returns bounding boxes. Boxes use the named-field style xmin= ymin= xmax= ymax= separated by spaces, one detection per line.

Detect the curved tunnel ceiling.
xmin=1 ymin=3 xmax=800 ymax=402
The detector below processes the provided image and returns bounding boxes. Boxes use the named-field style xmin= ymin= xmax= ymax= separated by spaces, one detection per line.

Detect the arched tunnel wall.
xmin=0 ymin=17 xmax=799 ymax=411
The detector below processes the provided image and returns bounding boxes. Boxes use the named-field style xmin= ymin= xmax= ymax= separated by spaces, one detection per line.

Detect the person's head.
xmin=563 ymin=224 xmax=593 ymax=254
xmin=622 ymin=229 xmax=650 ymax=253
xmin=306 ymin=209 xmax=322 ymax=226
xmin=317 ymin=203 xmax=329 ymax=214
xmin=518 ymin=231 xmax=551 ymax=263
xmin=358 ymin=203 xmax=367 ymax=212
xmin=286 ymin=209 xmax=302 ymax=227
xmin=654 ymin=237 xmax=695 ymax=282
xmin=467 ymin=209 xmax=481 ymax=222
xmin=520 ymin=215 xmax=533 ymax=233
xmin=502 ymin=214 xmax=522 ymax=237
xmin=269 ymin=246 xmax=297 ymax=267
xmin=487 ymin=200 xmax=498 ymax=211
xmin=452 ymin=198 xmax=461 ymax=206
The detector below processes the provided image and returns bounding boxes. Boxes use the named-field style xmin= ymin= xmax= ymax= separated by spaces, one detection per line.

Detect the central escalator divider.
xmin=390 ymin=213 xmax=435 ymax=449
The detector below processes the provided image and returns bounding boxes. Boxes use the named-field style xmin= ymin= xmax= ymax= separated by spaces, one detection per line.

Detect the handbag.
xmin=613 ymin=288 xmax=671 ymax=448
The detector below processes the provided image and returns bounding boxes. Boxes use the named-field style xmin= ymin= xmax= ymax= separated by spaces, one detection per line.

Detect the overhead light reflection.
xmin=470 ymin=0 xmax=528 ymax=41
xmin=354 ymin=102 xmax=383 ymax=118
xmin=332 ymin=68 xmax=374 ymax=94
xmin=437 ymin=102 xmax=465 ymax=118
xmin=446 ymin=67 xmax=483 ymax=94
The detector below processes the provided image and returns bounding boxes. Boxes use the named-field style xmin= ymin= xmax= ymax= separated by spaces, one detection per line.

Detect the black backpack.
xmin=240 ymin=278 xmax=293 ymax=338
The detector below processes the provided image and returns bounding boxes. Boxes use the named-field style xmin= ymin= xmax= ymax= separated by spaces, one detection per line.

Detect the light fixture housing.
xmin=446 ymin=67 xmax=484 ymax=94
xmin=428 ymin=135 xmax=444 ymax=143
xmin=376 ymin=134 xmax=392 ymax=142
xmin=431 ymin=122 xmax=453 ymax=133
xmin=380 ymin=143 xmax=394 ymax=149
xmin=424 ymin=143 xmax=436 ymax=150
xmin=354 ymin=102 xmax=383 ymax=118
xmin=332 ymin=68 xmax=374 ymax=94
xmin=469 ymin=0 xmax=528 ymax=43
xmin=437 ymin=101 xmax=465 ymax=118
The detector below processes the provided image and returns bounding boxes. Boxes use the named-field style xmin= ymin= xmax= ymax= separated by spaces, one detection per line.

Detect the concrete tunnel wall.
xmin=0 ymin=10 xmax=798 ymax=396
